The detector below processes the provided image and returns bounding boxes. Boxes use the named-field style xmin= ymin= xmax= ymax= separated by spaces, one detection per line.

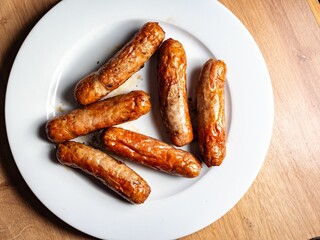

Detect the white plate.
xmin=5 ymin=0 xmax=273 ymax=239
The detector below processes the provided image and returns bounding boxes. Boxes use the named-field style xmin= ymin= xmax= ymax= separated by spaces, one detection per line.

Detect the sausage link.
xmin=197 ymin=59 xmax=227 ymax=167
xmin=74 ymin=22 xmax=165 ymax=105
xmin=102 ymin=127 xmax=201 ymax=178
xmin=46 ymin=90 xmax=151 ymax=143
xmin=56 ymin=141 xmax=151 ymax=204
xmin=157 ymin=38 xmax=193 ymax=146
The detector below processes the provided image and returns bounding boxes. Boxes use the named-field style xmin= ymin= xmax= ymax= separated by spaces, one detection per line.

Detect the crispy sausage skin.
xmin=56 ymin=141 xmax=151 ymax=204
xmin=157 ymin=38 xmax=193 ymax=147
xmin=74 ymin=22 xmax=165 ymax=105
xmin=102 ymin=127 xmax=202 ymax=178
xmin=46 ymin=91 xmax=151 ymax=143
xmin=197 ymin=59 xmax=227 ymax=167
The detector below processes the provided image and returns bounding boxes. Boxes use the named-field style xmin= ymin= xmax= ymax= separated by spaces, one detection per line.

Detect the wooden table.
xmin=1 ymin=0 xmax=319 ymax=239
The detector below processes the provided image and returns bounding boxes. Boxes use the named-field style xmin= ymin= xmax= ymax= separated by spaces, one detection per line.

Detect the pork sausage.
xmin=74 ymin=22 xmax=165 ymax=105
xmin=46 ymin=90 xmax=151 ymax=143
xmin=197 ymin=59 xmax=227 ymax=167
xmin=102 ymin=127 xmax=202 ymax=178
xmin=157 ymin=38 xmax=193 ymax=146
xmin=56 ymin=141 xmax=151 ymax=204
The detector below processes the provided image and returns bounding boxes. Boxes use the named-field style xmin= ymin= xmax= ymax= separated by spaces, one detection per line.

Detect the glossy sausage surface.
xmin=75 ymin=22 xmax=165 ymax=105
xmin=46 ymin=91 xmax=151 ymax=143
xmin=56 ymin=141 xmax=151 ymax=204
xmin=157 ymin=38 xmax=193 ymax=146
xmin=197 ymin=59 xmax=227 ymax=167
xmin=102 ymin=127 xmax=202 ymax=178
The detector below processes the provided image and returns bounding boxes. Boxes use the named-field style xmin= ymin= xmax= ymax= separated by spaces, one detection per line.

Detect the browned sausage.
xmin=157 ymin=38 xmax=193 ymax=147
xmin=197 ymin=59 xmax=227 ymax=167
xmin=46 ymin=90 xmax=151 ymax=143
xmin=56 ymin=141 xmax=151 ymax=204
xmin=74 ymin=22 xmax=165 ymax=105
xmin=102 ymin=127 xmax=202 ymax=178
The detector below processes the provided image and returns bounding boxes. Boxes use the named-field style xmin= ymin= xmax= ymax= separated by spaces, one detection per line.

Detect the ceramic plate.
xmin=5 ymin=0 xmax=273 ymax=239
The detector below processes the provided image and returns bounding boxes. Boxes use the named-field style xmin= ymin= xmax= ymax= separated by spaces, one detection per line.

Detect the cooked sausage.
xmin=56 ymin=141 xmax=151 ymax=204
xmin=46 ymin=91 xmax=151 ymax=143
xmin=197 ymin=59 xmax=227 ymax=167
xmin=102 ymin=127 xmax=202 ymax=178
xmin=74 ymin=22 xmax=165 ymax=105
xmin=157 ymin=38 xmax=193 ymax=147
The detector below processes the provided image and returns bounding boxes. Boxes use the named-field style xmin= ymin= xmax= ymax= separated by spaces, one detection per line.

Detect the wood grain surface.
xmin=307 ymin=0 xmax=320 ymax=25
xmin=0 ymin=0 xmax=319 ymax=239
